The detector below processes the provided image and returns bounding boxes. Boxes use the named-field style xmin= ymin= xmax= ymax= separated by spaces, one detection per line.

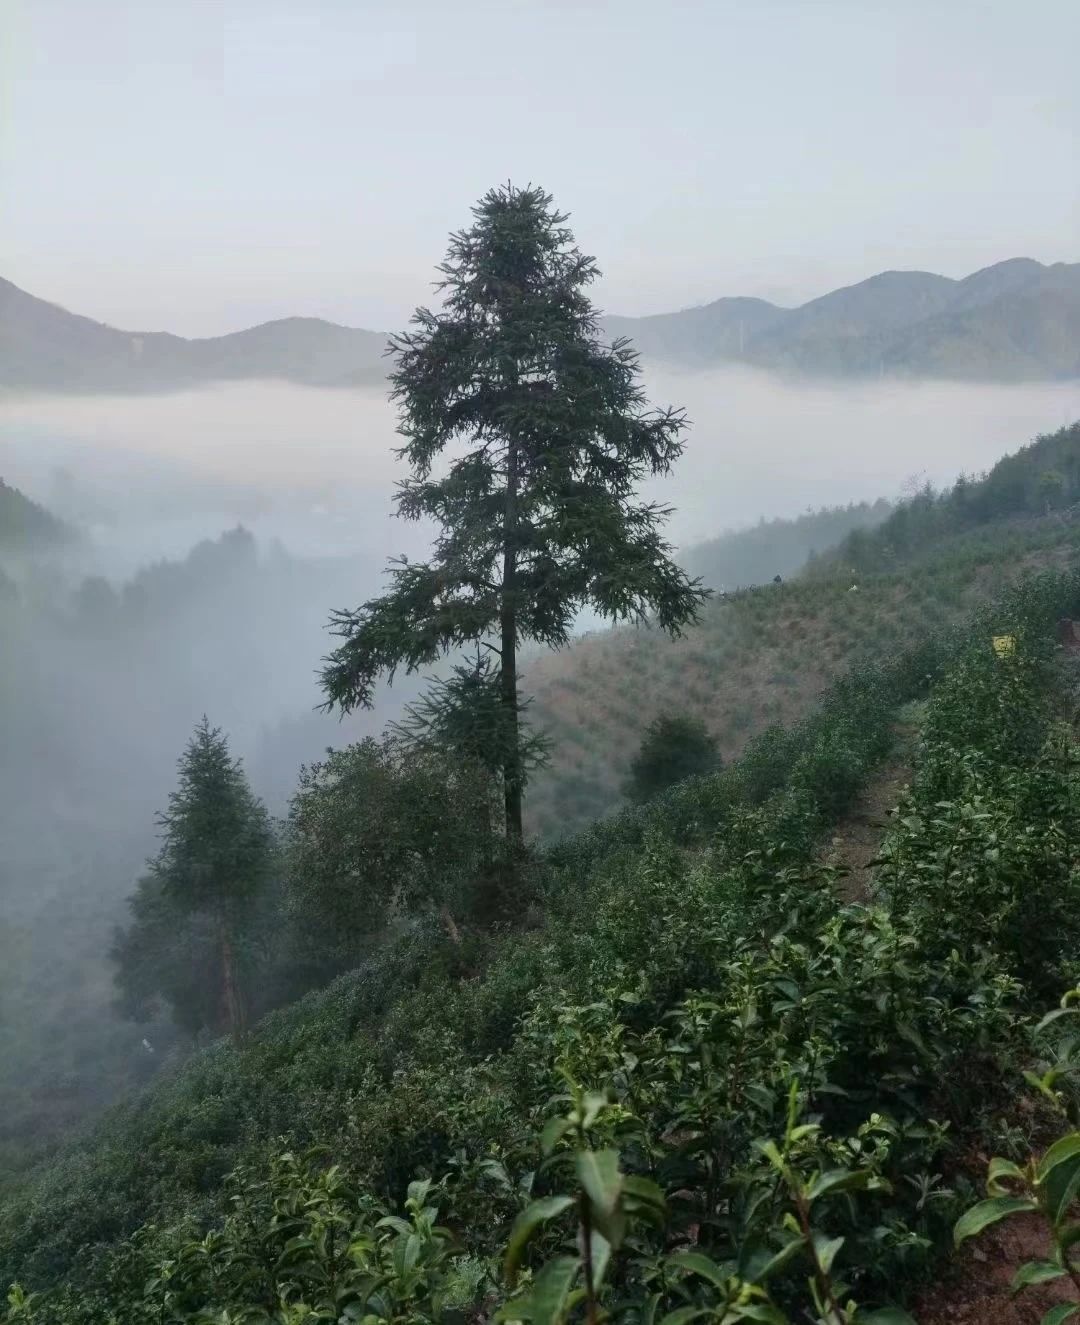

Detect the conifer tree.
xmin=113 ymin=718 xmax=273 ymax=1042
xmin=321 ymin=184 xmax=708 ymax=840
xmin=627 ymin=712 xmax=721 ymax=804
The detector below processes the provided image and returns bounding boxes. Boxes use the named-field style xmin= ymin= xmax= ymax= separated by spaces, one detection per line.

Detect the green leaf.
xmin=580 ymin=1092 xmax=608 ymax=1131
xmin=1038 ymin=1136 xmax=1080 ymax=1226
xmin=590 ymin=1202 xmax=626 ymax=1253
xmin=954 ymin=1196 xmax=1038 ymax=1246
xmin=588 ymin=1229 xmax=612 ymax=1290
xmin=374 ymin=1215 xmax=411 ymax=1236
xmin=755 ymin=1139 xmax=786 ymax=1173
xmin=807 ymin=1168 xmax=873 ymax=1202
xmin=501 ymin=1255 xmax=580 ymax=1325
xmin=987 ymin=1157 xmax=1027 ymax=1194
xmin=1060 ymin=1221 xmax=1080 ymax=1252
xmin=1040 ymin=1306 xmax=1079 ymax=1325
xmin=640 ymin=1292 xmax=662 ymax=1325
xmin=1011 ymin=1260 xmax=1066 ymax=1291
xmin=658 ymin=1309 xmax=713 ymax=1325
xmin=504 ymin=1196 xmax=575 ymax=1284
xmin=1037 ymin=1134 xmax=1080 ymax=1185
xmin=540 ymin=1117 xmax=571 ymax=1157
xmin=575 ymin=1149 xmax=623 ymax=1217
xmin=856 ymin=1311 xmax=919 ymax=1325
xmin=812 ymin=1233 xmax=844 ymax=1275
xmin=622 ymin=1174 xmax=667 ymax=1215
xmin=1037 ymin=1007 xmax=1079 ymax=1034
xmin=666 ymin=1250 xmax=731 ymax=1289
xmin=750 ymin=1235 xmax=806 ymax=1283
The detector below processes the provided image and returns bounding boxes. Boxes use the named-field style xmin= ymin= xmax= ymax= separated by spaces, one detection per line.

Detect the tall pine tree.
xmin=113 ymin=718 xmax=273 ymax=1042
xmin=321 ymin=184 xmax=708 ymax=840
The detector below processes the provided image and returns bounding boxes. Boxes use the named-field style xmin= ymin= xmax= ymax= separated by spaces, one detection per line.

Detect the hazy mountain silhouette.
xmin=2 ymin=257 xmax=1078 ymax=391
xmin=0 ymin=279 xmax=387 ymax=392
xmin=605 ymin=258 xmax=1080 ymax=380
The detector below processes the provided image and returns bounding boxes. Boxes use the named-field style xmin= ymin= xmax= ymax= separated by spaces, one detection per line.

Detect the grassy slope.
xmin=524 ymin=511 xmax=1080 ymax=837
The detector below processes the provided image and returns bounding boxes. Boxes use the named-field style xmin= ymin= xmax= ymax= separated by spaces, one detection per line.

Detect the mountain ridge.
xmin=2 ymin=257 xmax=1078 ymax=391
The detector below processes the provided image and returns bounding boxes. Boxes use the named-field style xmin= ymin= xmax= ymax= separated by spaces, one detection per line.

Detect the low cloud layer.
xmin=4 ymin=369 xmax=1079 ymax=570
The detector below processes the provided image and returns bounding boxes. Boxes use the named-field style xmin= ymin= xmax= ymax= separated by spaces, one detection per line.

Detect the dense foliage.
xmin=625 ymin=712 xmax=721 ymax=803
xmin=284 ymin=734 xmax=503 ymax=974
xmin=829 ymin=421 xmax=1080 ymax=575
xmin=4 ymin=560 xmax=1080 ymax=1320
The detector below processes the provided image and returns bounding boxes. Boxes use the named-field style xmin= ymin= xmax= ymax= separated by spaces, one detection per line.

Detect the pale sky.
xmin=2 ymin=0 xmax=1077 ymax=337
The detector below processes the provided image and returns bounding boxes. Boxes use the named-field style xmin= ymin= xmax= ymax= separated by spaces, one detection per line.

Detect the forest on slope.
xmin=3 ymin=182 xmax=1080 ymax=1323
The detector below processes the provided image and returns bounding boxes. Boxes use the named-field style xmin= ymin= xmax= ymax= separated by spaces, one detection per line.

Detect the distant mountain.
xmin=0 ymin=278 xmax=388 ymax=392
xmin=2 ymin=257 xmax=1078 ymax=392
xmin=604 ymin=259 xmax=1080 ymax=381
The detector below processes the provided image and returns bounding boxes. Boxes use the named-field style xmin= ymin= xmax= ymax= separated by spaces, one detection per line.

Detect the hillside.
xmin=604 ymin=257 xmax=1080 ymax=380
xmin=679 ymin=499 xmax=894 ymax=590
xmin=0 ymin=276 xmax=387 ymax=392
xmin=522 ymin=422 xmax=1080 ymax=838
xmin=3 ymin=257 xmax=1079 ymax=392
xmin=0 ymin=478 xmax=72 ymax=553
xmin=3 ymin=519 xmax=1080 ymax=1319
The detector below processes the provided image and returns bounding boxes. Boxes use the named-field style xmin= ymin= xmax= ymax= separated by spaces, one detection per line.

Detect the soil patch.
xmin=915 ymin=1213 xmax=1079 ymax=1324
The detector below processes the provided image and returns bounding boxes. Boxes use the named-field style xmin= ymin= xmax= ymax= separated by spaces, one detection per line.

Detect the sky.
xmin=1 ymin=0 xmax=1078 ymax=337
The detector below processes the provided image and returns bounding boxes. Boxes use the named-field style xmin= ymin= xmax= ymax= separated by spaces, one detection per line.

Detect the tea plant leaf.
xmin=1037 ymin=1134 xmax=1080 ymax=1185
xmin=1039 ymin=1306 xmax=1079 ymax=1325
xmin=1011 ymin=1260 xmax=1066 ymax=1291
xmin=986 ymin=1157 xmax=1026 ymax=1194
xmin=658 ymin=1308 xmax=713 ymax=1325
xmin=807 ymin=1168 xmax=874 ymax=1202
xmin=505 ymin=1196 xmax=575 ymax=1284
xmin=1038 ymin=1136 xmax=1080 ymax=1225
xmin=540 ymin=1117 xmax=571 ymax=1157
xmin=954 ymin=1197 xmax=1038 ymax=1246
xmin=575 ymin=1149 xmax=622 ymax=1217
xmin=812 ymin=1232 xmax=845 ymax=1275
xmin=750 ymin=1236 xmax=806 ymax=1283
xmin=666 ymin=1250 xmax=732 ymax=1289
xmin=499 ymin=1255 xmax=580 ymax=1325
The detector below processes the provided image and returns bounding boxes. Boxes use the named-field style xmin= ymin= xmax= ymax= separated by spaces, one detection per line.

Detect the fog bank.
xmin=4 ymin=369 xmax=1079 ymax=565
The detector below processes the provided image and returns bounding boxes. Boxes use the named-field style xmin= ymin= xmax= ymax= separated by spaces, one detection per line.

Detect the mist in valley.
xmin=2 ymin=363 xmax=1079 ymax=1169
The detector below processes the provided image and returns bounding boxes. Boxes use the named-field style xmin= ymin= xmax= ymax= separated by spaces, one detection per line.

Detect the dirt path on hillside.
xmin=821 ymin=708 xmax=920 ymax=902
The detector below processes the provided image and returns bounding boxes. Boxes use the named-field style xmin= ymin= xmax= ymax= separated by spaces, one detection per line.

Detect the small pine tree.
xmin=320 ymin=183 xmax=708 ymax=844
xmin=113 ymin=718 xmax=273 ymax=1042
xmin=627 ymin=713 xmax=721 ymax=804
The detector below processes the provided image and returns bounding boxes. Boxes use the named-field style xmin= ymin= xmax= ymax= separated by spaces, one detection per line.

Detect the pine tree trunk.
xmin=217 ymin=914 xmax=245 ymax=1046
xmin=501 ymin=436 xmax=524 ymax=843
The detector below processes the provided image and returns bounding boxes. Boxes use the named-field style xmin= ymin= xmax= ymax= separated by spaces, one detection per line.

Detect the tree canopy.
xmin=626 ymin=712 xmax=722 ymax=804
xmin=321 ymin=183 xmax=707 ymax=840
xmin=112 ymin=718 xmax=273 ymax=1040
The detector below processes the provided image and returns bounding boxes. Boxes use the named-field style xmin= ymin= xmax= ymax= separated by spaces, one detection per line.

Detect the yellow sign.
xmin=992 ymin=635 xmax=1016 ymax=657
